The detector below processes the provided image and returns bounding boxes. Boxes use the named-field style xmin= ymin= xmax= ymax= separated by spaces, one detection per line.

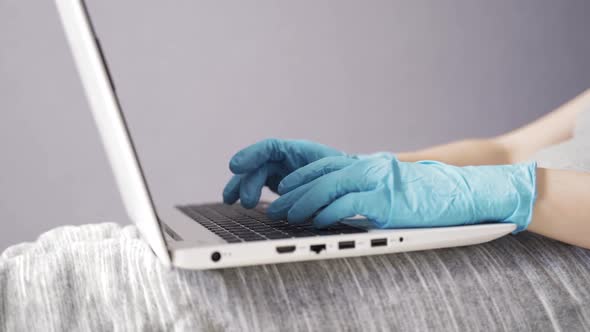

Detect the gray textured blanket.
xmin=1 ymin=224 xmax=590 ymax=331
xmin=2 ymin=110 xmax=590 ymax=331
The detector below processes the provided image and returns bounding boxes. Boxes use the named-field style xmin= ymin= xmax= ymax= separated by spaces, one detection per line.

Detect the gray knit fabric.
xmin=1 ymin=110 xmax=589 ymax=331
xmin=1 ymin=223 xmax=590 ymax=331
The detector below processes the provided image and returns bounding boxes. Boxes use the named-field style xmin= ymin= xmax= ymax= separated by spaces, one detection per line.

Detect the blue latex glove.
xmin=268 ymin=155 xmax=537 ymax=233
xmin=223 ymin=139 xmax=346 ymax=208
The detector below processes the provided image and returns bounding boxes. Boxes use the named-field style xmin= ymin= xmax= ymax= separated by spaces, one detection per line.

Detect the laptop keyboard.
xmin=177 ymin=203 xmax=367 ymax=243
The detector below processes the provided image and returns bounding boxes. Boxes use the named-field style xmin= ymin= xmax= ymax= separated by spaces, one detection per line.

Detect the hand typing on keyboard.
xmin=266 ymin=154 xmax=536 ymax=232
xmin=223 ymin=139 xmax=346 ymax=209
xmin=223 ymin=139 xmax=536 ymax=234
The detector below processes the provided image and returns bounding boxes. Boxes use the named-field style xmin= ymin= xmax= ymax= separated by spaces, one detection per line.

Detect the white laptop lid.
xmin=55 ymin=0 xmax=170 ymax=265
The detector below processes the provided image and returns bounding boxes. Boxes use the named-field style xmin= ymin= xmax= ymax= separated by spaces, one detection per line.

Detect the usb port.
xmin=276 ymin=245 xmax=296 ymax=254
xmin=338 ymin=241 xmax=355 ymax=250
xmin=371 ymin=238 xmax=388 ymax=247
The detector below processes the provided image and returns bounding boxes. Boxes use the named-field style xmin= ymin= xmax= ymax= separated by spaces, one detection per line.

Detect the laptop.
xmin=55 ymin=0 xmax=516 ymax=270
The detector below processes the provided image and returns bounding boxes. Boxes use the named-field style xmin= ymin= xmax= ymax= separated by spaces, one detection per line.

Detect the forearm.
xmin=398 ymin=88 xmax=590 ymax=166
xmin=528 ymin=168 xmax=590 ymax=249
xmin=400 ymin=149 xmax=590 ymax=248
xmin=397 ymin=138 xmax=512 ymax=166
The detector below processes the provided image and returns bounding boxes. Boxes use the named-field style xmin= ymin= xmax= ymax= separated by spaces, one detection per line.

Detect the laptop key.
xmin=222 ymin=225 xmax=246 ymax=231
xmin=338 ymin=228 xmax=366 ymax=234
xmin=293 ymin=232 xmax=317 ymax=237
xmin=265 ymin=232 xmax=291 ymax=239
xmin=284 ymin=229 xmax=313 ymax=236
xmin=310 ymin=229 xmax=342 ymax=236
xmin=233 ymin=230 xmax=257 ymax=236
xmin=225 ymin=237 xmax=243 ymax=243
xmin=242 ymin=235 xmax=265 ymax=242
xmin=249 ymin=225 xmax=274 ymax=231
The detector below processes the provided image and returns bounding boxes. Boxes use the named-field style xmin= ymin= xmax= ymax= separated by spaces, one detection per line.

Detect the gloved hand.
xmin=267 ymin=155 xmax=537 ymax=233
xmin=223 ymin=139 xmax=347 ymax=208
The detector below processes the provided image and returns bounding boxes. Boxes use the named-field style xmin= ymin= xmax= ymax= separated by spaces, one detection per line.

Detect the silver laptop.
xmin=55 ymin=0 xmax=515 ymax=270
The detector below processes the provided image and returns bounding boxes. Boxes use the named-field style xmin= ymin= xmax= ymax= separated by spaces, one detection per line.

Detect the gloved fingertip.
xmin=229 ymin=158 xmax=243 ymax=174
xmin=312 ymin=220 xmax=333 ymax=229
xmin=287 ymin=209 xmax=307 ymax=224
xmin=312 ymin=208 xmax=330 ymax=225
xmin=277 ymin=182 xmax=290 ymax=195
xmin=312 ymin=218 xmax=333 ymax=229
xmin=266 ymin=204 xmax=287 ymax=220
xmin=222 ymin=176 xmax=241 ymax=204
xmin=266 ymin=200 xmax=281 ymax=213
xmin=222 ymin=188 xmax=238 ymax=205
xmin=277 ymin=175 xmax=299 ymax=195
xmin=222 ymin=195 xmax=238 ymax=205
xmin=244 ymin=186 xmax=263 ymax=208
xmin=240 ymin=198 xmax=257 ymax=209
xmin=266 ymin=211 xmax=284 ymax=221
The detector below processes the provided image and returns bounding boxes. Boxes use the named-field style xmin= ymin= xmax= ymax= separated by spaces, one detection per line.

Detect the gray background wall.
xmin=1 ymin=0 xmax=589 ymax=250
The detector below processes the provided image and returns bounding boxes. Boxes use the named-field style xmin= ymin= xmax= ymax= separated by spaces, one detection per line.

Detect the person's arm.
xmin=397 ymin=139 xmax=512 ymax=166
xmin=530 ymin=168 xmax=590 ymax=249
xmin=397 ymin=89 xmax=590 ymax=248
xmin=398 ymin=88 xmax=590 ymax=166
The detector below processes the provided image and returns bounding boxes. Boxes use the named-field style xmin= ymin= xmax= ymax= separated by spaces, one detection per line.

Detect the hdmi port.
xmin=276 ymin=245 xmax=296 ymax=254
